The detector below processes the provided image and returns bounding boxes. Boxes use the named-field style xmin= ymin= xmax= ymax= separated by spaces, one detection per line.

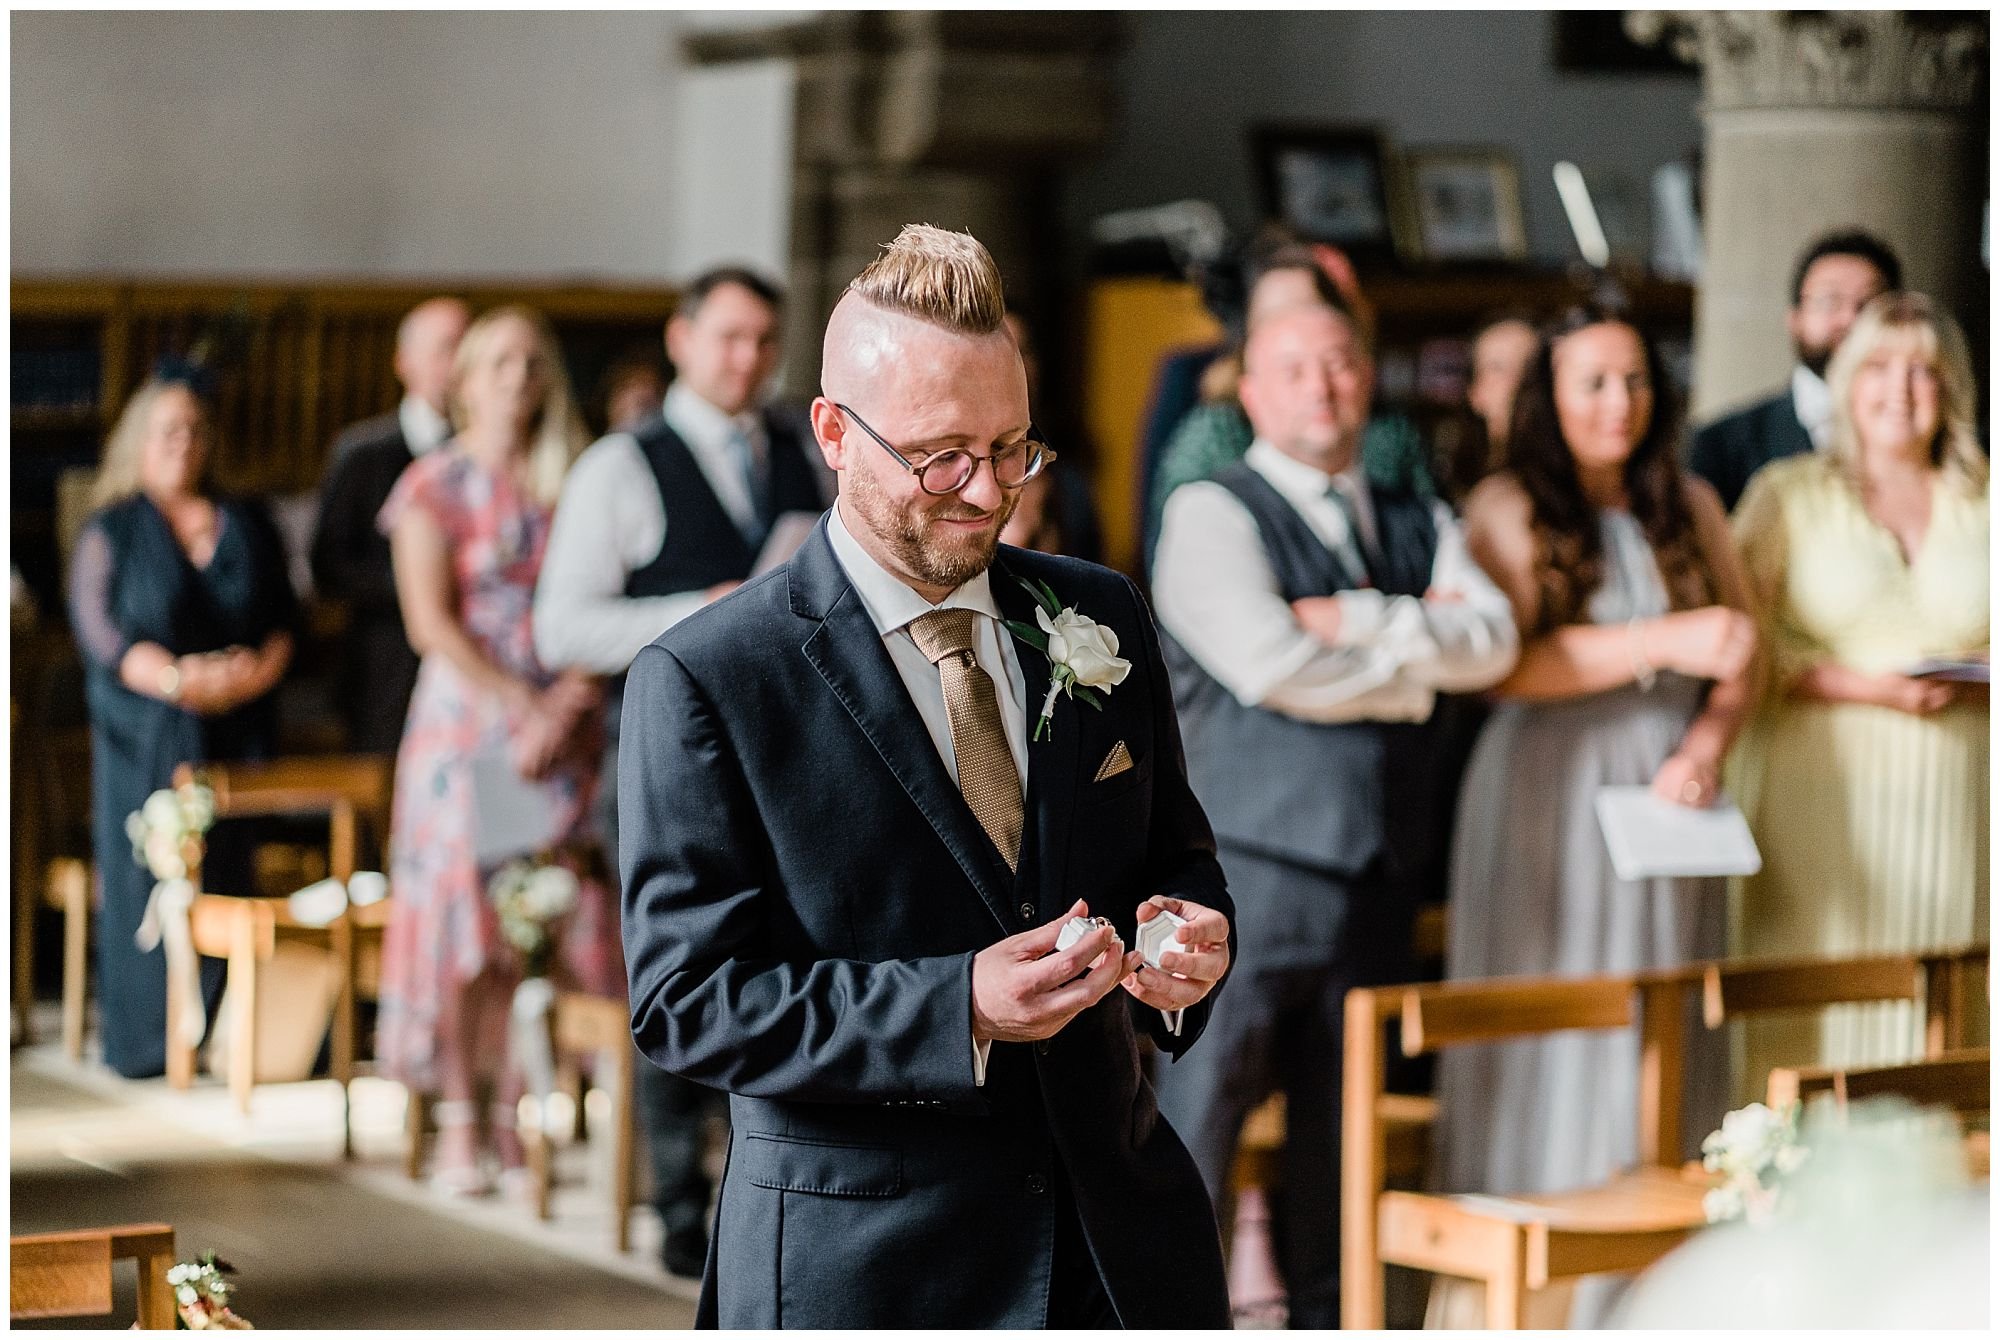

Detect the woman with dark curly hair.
xmin=1430 ymin=307 xmax=1756 ymax=1321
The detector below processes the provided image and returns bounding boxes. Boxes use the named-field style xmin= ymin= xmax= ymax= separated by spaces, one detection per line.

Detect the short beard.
xmin=1795 ymin=339 xmax=1835 ymax=380
xmin=847 ymin=461 xmax=1018 ymax=591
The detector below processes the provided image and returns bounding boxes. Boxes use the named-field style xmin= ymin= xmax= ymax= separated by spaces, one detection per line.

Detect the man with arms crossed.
xmin=1152 ymin=300 xmax=1517 ymax=1326
xmin=534 ymin=267 xmax=823 ymax=1277
xmin=619 ymin=225 xmax=1234 ymax=1327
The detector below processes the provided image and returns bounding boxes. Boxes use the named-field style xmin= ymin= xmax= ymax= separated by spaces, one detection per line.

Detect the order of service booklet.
xmin=1594 ymin=784 xmax=1763 ymax=882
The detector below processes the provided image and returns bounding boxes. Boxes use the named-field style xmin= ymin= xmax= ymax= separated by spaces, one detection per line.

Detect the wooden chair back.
xmin=1767 ymin=1048 xmax=1991 ymax=1117
xmin=173 ymin=754 xmax=393 ymax=883
xmin=10 ymin=1224 xmax=176 ymax=1328
xmin=1701 ymin=952 xmax=1924 ymax=1028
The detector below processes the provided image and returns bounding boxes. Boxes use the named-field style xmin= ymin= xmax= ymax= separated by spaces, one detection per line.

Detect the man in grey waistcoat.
xmin=1151 ymin=299 xmax=1518 ymax=1326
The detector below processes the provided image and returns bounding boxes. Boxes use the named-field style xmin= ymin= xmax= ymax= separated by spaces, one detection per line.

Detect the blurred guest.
xmin=1436 ymin=309 xmax=1756 ymax=1319
xmin=377 ymin=306 xmax=619 ymax=1195
xmin=1144 ymin=243 xmax=1428 ymax=571
xmin=533 ymin=266 xmax=818 ymax=1273
xmin=596 ymin=351 xmax=670 ymax=435
xmin=1153 ymin=303 xmax=1517 ymax=1327
xmin=1690 ymin=230 xmax=1901 ymax=511
xmin=999 ymin=310 xmax=1094 ymax=557
xmin=310 ymin=296 xmax=470 ymax=754
xmin=1431 ymin=314 xmax=1538 ymax=508
xmin=68 ymin=372 xmax=298 ymax=1078
xmin=1731 ymin=293 xmax=1988 ymax=1080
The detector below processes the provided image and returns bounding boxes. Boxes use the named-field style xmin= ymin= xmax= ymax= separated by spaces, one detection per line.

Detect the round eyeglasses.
xmin=834 ymin=403 xmax=1056 ymax=496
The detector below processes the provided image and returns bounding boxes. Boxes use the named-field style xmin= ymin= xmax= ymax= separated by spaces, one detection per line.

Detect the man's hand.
xmin=1291 ymin=596 xmax=1344 ymax=646
xmin=1122 ymin=895 xmax=1230 ymax=1011
xmin=971 ymin=899 xmax=1139 ymax=1044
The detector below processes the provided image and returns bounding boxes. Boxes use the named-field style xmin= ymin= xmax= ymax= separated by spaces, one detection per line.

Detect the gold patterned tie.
xmin=907 ymin=608 xmax=1023 ymax=870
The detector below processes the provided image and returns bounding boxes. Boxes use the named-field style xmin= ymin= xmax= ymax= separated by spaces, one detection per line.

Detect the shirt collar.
xmin=399 ymin=396 xmax=451 ymax=455
xmin=826 ymin=496 xmax=1001 ymax=638
xmin=665 ymin=381 xmax=762 ymax=449
xmin=1791 ymin=364 xmax=1834 ymax=448
xmin=1246 ymin=438 xmax=1367 ymax=503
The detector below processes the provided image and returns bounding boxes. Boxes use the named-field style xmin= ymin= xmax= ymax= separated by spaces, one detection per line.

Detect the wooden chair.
xmin=12 ymin=629 xmax=94 ymax=1049
xmin=166 ymin=755 xmax=392 ymax=1158
xmin=1701 ymin=946 xmax=1989 ymax=1063
xmin=10 ymin=1223 xmax=177 ymax=1329
xmin=1342 ymin=970 xmax=1708 ymax=1330
xmin=524 ymin=992 xmax=642 ymax=1251
xmin=1766 ymin=1048 xmax=1991 ymax=1118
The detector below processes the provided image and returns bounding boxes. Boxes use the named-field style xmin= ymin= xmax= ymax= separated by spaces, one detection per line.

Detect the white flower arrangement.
xmin=166 ymin=1252 xmax=252 ymax=1329
xmin=126 ymin=778 xmax=217 ymax=883
xmin=1001 ymin=576 xmax=1133 ymax=742
xmin=1701 ymin=1100 xmax=1810 ymax=1226
xmin=488 ymin=855 xmax=580 ymax=978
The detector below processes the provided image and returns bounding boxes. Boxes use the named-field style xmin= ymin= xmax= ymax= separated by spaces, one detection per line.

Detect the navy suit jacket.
xmin=1687 ymin=387 xmax=1813 ymax=513
xmin=619 ymin=518 xmax=1233 ymax=1328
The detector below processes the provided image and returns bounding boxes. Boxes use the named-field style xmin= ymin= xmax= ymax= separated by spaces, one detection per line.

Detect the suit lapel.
xmin=795 ymin=536 xmax=1017 ymax=933
xmin=992 ymin=555 xmax=1080 ymax=914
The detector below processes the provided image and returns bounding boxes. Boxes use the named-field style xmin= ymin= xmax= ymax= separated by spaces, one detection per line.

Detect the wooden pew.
xmin=10 ymin=1223 xmax=176 ymax=1329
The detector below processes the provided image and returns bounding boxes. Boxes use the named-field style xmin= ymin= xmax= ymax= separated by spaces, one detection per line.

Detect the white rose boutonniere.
xmin=1002 ymin=576 xmax=1133 ymax=741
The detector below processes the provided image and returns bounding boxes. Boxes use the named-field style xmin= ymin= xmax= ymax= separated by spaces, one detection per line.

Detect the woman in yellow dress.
xmin=1732 ymin=292 xmax=1988 ymax=1086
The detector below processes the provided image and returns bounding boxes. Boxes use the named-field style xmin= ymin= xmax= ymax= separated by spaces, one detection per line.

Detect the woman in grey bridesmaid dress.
xmin=1435 ymin=308 xmax=1759 ymax=1322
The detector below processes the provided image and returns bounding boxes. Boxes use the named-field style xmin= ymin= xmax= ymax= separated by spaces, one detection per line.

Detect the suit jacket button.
xmin=1018 ymin=902 xmax=1036 ymax=923
xmin=1025 ymin=1173 xmax=1048 ymax=1196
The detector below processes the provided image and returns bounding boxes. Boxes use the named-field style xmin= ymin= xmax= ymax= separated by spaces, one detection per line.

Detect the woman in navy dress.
xmin=67 ymin=372 xmax=298 ymax=1078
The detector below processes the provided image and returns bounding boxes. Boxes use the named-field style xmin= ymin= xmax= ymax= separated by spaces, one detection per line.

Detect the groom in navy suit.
xmin=619 ymin=225 xmax=1235 ymax=1328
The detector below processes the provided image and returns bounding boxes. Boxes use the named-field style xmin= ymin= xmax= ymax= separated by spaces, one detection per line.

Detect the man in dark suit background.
xmin=619 ymin=224 xmax=1234 ymax=1328
xmin=309 ymin=295 xmax=469 ymax=753
xmin=1688 ymin=229 xmax=1901 ymax=511
xmin=533 ymin=267 xmax=826 ymax=1279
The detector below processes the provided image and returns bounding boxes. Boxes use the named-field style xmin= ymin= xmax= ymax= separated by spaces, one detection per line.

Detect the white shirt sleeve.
xmin=1400 ymin=503 xmax=1519 ymax=693
xmin=533 ymin=436 xmax=709 ymax=675
xmin=1153 ymin=486 xmax=1515 ymax=724
xmin=973 ymin=1036 xmax=990 ymax=1086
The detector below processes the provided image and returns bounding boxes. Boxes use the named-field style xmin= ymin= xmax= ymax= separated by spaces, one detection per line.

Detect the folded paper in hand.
xmin=1594 ymin=785 xmax=1761 ymax=882
xmin=471 ymin=745 xmax=561 ymax=868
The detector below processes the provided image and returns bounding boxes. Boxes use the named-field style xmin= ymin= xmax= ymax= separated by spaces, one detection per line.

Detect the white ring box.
xmin=1054 ymin=915 xmax=1113 ymax=954
xmin=1136 ymin=910 xmax=1187 ymax=971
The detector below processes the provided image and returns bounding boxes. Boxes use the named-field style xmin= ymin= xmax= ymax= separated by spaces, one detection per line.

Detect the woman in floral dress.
xmin=377 ymin=305 xmax=623 ymax=1193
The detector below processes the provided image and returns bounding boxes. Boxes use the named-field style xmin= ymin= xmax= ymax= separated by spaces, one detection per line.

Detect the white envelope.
xmin=1593 ymin=785 xmax=1762 ymax=882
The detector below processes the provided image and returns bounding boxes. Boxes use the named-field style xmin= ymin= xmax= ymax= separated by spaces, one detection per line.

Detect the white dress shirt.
xmin=532 ymin=385 xmax=771 ymax=676
xmin=826 ymin=501 xmax=1179 ymax=1080
xmin=1153 ymin=439 xmax=1518 ymax=723
xmin=398 ymin=396 xmax=452 ymax=457
xmin=1791 ymin=363 xmax=1835 ymax=451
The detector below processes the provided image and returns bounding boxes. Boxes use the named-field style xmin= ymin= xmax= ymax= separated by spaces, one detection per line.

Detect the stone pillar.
xmin=687 ymin=12 xmax=1120 ymax=394
xmin=1628 ymin=10 xmax=1987 ymax=420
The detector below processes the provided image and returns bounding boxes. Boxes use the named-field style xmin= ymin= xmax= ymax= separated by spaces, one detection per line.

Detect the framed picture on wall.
xmin=1249 ymin=123 xmax=1401 ymax=267
xmin=1401 ymin=148 xmax=1529 ymax=264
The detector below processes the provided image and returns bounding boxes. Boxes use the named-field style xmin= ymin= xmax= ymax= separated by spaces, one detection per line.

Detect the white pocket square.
xmin=1094 ymin=741 xmax=1135 ymax=783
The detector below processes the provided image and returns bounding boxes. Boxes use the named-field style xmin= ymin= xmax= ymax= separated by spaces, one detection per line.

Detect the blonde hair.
xmin=449 ymin=305 xmax=588 ymax=506
xmin=1825 ymin=291 xmax=1987 ymax=495
xmin=846 ymin=224 xmax=1007 ymax=335
xmin=90 ymin=379 xmax=211 ymax=509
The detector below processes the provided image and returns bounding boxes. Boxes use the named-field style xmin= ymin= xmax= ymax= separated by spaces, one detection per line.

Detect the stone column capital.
xmin=1626 ymin=10 xmax=1986 ymax=113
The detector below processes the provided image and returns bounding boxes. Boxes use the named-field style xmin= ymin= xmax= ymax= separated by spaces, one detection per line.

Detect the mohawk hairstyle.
xmin=846 ymin=224 xmax=1007 ymax=335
